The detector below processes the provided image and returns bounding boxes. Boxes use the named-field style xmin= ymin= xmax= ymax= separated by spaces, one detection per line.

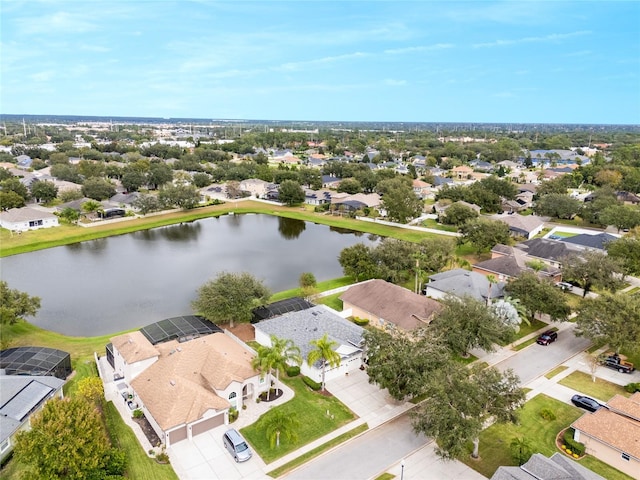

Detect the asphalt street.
xmin=493 ymin=323 xmax=592 ymax=384
xmin=284 ymin=413 xmax=428 ymax=480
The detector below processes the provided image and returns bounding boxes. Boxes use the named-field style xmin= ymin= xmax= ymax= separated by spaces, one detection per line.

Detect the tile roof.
xmin=340 ymin=280 xmax=442 ymax=331
xmin=607 ymin=393 xmax=640 ymax=422
xmin=254 ymin=305 xmax=364 ymax=360
xmin=110 ymin=331 xmax=159 ymax=364
xmin=572 ymin=407 xmax=640 ymax=460
xmin=130 ymin=333 xmax=256 ymax=431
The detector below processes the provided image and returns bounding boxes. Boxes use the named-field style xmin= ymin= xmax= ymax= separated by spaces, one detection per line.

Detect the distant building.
xmin=0 ymin=207 xmax=59 ymax=232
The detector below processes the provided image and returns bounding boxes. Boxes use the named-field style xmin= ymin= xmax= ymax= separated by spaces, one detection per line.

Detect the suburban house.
xmin=304 ymin=188 xmax=334 ymax=206
xmin=473 ymin=244 xmax=563 ymax=282
xmin=491 ymin=452 xmax=605 ymax=480
xmin=491 ymin=213 xmax=545 ymax=239
xmin=424 ymin=268 xmax=505 ymax=303
xmin=254 ymin=305 xmax=365 ymax=384
xmin=340 ymin=279 xmax=442 ymax=332
xmin=452 ymin=165 xmax=473 ymax=180
xmin=0 ymin=375 xmax=66 ymax=462
xmin=559 ymin=232 xmax=619 ymax=251
xmin=616 ymin=191 xmax=640 ymax=205
xmin=239 ymin=178 xmax=275 ymax=199
xmin=512 ymin=238 xmax=583 ymax=269
xmin=331 ymin=193 xmax=383 ymax=214
xmin=571 ymin=393 xmax=640 ymax=479
xmin=0 ymin=207 xmax=59 ymax=232
xmin=108 ymin=329 xmax=266 ymax=447
xmin=412 ymin=179 xmax=432 ymax=199
xmin=321 ymin=175 xmax=342 ymax=188
xmin=434 ymin=200 xmax=481 ymax=220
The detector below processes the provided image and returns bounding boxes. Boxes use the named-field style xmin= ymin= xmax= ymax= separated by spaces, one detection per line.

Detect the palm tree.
xmin=269 ymin=335 xmax=302 ymax=391
xmin=264 ymin=410 xmax=300 ymax=448
xmin=307 ymin=334 xmax=341 ymax=392
xmin=485 ymin=274 xmax=497 ymax=306
xmin=251 ymin=345 xmax=276 ymax=401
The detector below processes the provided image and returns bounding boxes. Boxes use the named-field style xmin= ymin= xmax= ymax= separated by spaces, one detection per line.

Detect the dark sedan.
xmin=536 ymin=330 xmax=558 ymax=346
xmin=571 ymin=394 xmax=603 ymax=413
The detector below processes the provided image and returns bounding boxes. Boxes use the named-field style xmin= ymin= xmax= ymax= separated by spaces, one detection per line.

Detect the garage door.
xmin=168 ymin=426 xmax=188 ymax=445
xmin=191 ymin=414 xmax=225 ymax=437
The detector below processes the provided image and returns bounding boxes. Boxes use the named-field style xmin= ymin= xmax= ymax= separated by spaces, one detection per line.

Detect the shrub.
xmin=539 ymin=408 xmax=556 ymax=421
xmin=302 ymin=376 xmax=322 ymax=391
xmin=132 ymin=409 xmax=144 ymax=419
xmin=228 ymin=407 xmax=239 ymax=423
xmin=155 ymin=449 xmax=170 ymax=464
xmin=353 ymin=317 xmax=370 ymax=326
xmin=563 ymin=428 xmax=585 ymax=456
xmin=286 ymin=365 xmax=300 ymax=377
xmin=624 ymin=382 xmax=640 ymax=393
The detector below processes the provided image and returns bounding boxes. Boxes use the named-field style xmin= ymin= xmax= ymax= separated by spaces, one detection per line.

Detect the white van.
xmin=222 ymin=428 xmax=252 ymax=462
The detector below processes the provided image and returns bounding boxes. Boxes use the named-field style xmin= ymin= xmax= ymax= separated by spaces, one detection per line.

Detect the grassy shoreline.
xmin=0 ymin=200 xmax=440 ymax=257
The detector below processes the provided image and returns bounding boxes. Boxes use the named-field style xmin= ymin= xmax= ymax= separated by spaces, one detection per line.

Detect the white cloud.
xmin=279 ymin=52 xmax=369 ymax=71
xmin=16 ymin=11 xmax=99 ymax=35
xmin=473 ymin=30 xmax=591 ymax=48
xmin=384 ymin=43 xmax=454 ymax=55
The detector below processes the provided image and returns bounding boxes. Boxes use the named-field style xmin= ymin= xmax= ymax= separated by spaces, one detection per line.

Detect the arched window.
xmin=228 ymin=391 xmax=238 ymax=408
xmin=228 ymin=392 xmax=237 ymax=400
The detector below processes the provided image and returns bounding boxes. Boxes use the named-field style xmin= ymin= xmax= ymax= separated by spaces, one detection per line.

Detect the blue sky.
xmin=2 ymin=1 xmax=639 ymax=124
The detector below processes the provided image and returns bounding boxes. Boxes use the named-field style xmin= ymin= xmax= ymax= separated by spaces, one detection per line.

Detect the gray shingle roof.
xmin=516 ymin=238 xmax=582 ymax=263
xmin=254 ymin=305 xmax=364 ymax=360
xmin=561 ymin=233 xmax=618 ymax=250
xmin=427 ymin=268 xmax=505 ymax=301
xmin=491 ymin=453 xmax=605 ymax=480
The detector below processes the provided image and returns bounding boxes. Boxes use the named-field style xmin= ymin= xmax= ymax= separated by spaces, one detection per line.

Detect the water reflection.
xmin=278 ymin=217 xmax=306 ymax=240
xmin=1 ymin=214 xmax=378 ymax=336
xmin=330 ymin=225 xmax=365 ymax=236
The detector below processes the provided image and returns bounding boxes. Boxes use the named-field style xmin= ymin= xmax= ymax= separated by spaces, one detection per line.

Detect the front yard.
xmin=241 ymin=376 xmax=356 ymax=464
xmin=461 ymin=393 xmax=633 ymax=480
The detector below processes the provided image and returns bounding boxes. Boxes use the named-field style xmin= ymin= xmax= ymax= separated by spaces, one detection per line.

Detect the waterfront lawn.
xmin=241 ymin=376 xmax=356 ymax=464
xmin=269 ymin=276 xmax=353 ymax=303
xmin=1 ymin=200 xmax=441 ymax=257
xmin=314 ymin=292 xmax=343 ymax=311
xmin=558 ymin=371 xmax=630 ymax=401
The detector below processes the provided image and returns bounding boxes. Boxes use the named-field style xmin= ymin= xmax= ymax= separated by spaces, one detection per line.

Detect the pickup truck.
xmin=598 ymin=353 xmax=635 ymax=374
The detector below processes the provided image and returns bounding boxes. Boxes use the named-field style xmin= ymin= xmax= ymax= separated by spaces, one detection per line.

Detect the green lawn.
xmin=266 ymin=423 xmax=368 ymax=478
xmin=105 ymin=402 xmax=178 ymax=480
xmin=241 ymin=376 xmax=356 ymax=464
xmin=420 ymin=218 xmax=459 ymax=232
xmin=315 ymin=292 xmax=344 ymax=311
xmin=545 ymin=366 xmax=569 ymax=379
xmin=558 ymin=371 xmax=630 ymax=401
xmin=269 ymin=277 xmax=353 ymax=302
xmin=462 ymin=394 xmax=632 ymax=480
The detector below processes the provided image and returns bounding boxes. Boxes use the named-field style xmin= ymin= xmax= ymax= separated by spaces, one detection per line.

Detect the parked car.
xmin=598 ymin=353 xmax=635 ymax=374
xmin=222 ymin=428 xmax=252 ymax=462
xmin=555 ymin=281 xmax=573 ymax=291
xmin=571 ymin=394 xmax=603 ymax=413
xmin=536 ymin=330 xmax=558 ymax=346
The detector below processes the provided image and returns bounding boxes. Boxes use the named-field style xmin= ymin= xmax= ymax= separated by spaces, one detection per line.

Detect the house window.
xmin=228 ymin=391 xmax=237 ymax=408
xmin=0 ymin=438 xmax=10 ymax=453
xmin=28 ymin=220 xmax=43 ymax=227
xmin=621 ymin=453 xmax=630 ymax=461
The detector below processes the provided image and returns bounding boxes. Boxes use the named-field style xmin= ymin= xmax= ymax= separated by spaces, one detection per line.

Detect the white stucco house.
xmin=0 ymin=207 xmax=59 ymax=232
xmin=254 ymin=305 xmax=365 ymax=384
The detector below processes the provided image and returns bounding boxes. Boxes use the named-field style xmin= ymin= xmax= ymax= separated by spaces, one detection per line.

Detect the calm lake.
xmin=1 ymin=214 xmax=378 ymax=336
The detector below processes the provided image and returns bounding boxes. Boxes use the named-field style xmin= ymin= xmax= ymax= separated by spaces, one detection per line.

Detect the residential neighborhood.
xmin=1 ymin=118 xmax=639 ymax=480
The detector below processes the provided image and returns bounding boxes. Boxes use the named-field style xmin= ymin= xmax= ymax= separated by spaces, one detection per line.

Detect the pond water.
xmin=1 ymin=214 xmax=377 ymax=336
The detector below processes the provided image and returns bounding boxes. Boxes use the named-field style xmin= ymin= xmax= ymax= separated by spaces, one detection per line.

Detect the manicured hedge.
xmin=302 ymin=376 xmax=321 ymax=391
xmin=286 ymin=365 xmax=300 ymax=377
xmin=563 ymin=428 xmax=585 ymax=456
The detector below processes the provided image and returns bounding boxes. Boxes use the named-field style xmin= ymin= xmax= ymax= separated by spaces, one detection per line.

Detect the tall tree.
xmin=252 ymin=344 xmax=277 ymax=401
xmin=561 ymin=251 xmax=625 ymax=297
xmin=81 ymin=177 xmax=116 ymax=200
xmin=192 ymin=272 xmax=271 ymax=328
xmin=505 ymin=273 xmax=570 ymax=322
xmin=14 ymin=397 xmax=124 ymax=479
xmin=412 ymin=363 xmax=525 ymax=460
xmin=270 ymin=335 xmax=302 ymax=391
xmin=30 ymin=180 xmax=58 ymax=203
xmin=307 ymin=333 xmax=341 ymax=392
xmin=364 ymin=328 xmax=451 ymax=401
xmin=599 ymin=204 xmax=640 ymax=232
xmin=278 ymin=180 xmax=305 ymax=206
xmin=575 ymin=293 xmax=640 ymax=355
xmin=378 ymin=177 xmax=424 ymax=223
xmin=606 ymin=236 xmax=640 ymax=276
xmin=338 ymin=243 xmax=378 ymax=281
xmin=415 ymin=237 xmax=456 ymax=273
xmin=430 ymin=295 xmax=513 ymax=357
xmin=534 ymin=193 xmax=582 ymax=219
xmin=0 ymin=281 xmax=41 ymax=325
xmin=459 ymin=217 xmax=511 ymax=253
